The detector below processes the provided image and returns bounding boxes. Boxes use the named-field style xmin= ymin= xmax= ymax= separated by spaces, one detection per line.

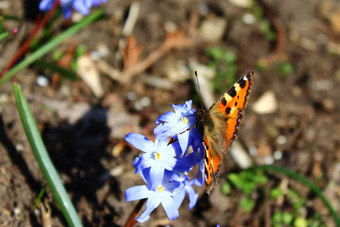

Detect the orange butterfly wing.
xmin=203 ymin=72 xmax=254 ymax=194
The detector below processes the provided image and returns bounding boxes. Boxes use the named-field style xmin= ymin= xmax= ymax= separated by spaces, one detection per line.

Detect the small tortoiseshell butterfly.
xmin=198 ymin=72 xmax=254 ymax=194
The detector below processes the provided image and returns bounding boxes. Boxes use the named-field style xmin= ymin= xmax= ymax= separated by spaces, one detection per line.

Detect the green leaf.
xmin=13 ymin=84 xmax=83 ymax=227
xmin=75 ymin=45 xmax=87 ymax=58
xmin=221 ymin=51 xmax=237 ymax=63
xmin=0 ymin=16 xmax=3 ymax=32
xmin=270 ymin=187 xmax=283 ymax=199
xmin=294 ymin=217 xmax=308 ymax=227
xmin=206 ymin=47 xmax=224 ymax=60
xmin=0 ymin=31 xmax=9 ymax=42
xmin=221 ymin=182 xmax=231 ymax=195
xmin=247 ymin=165 xmax=340 ymax=226
xmin=0 ymin=10 xmax=105 ymax=86
xmin=272 ymin=211 xmax=283 ymax=223
xmin=282 ymin=212 xmax=294 ymax=224
xmin=35 ymin=60 xmax=77 ymax=81
xmin=240 ymin=197 xmax=255 ymax=212
xmin=280 ymin=62 xmax=294 ymax=75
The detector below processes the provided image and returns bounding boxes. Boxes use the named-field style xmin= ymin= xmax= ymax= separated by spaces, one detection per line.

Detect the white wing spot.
xmin=243 ymin=76 xmax=248 ymax=81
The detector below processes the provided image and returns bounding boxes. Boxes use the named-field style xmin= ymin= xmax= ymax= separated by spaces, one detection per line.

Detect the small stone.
xmin=230 ymin=141 xmax=253 ymax=169
xmin=77 ymin=55 xmax=104 ymax=97
xmin=252 ymin=90 xmax=278 ymax=114
xmin=14 ymin=207 xmax=21 ymax=216
xmin=276 ymin=135 xmax=287 ymax=145
xmin=228 ymin=0 xmax=253 ymax=8
xmin=140 ymin=96 xmax=151 ymax=107
xmin=37 ymin=75 xmax=49 ymax=87
xmin=164 ymin=21 xmax=177 ymax=32
xmin=264 ymin=156 xmax=274 ymax=165
xmin=242 ymin=13 xmax=256 ymax=24
xmin=90 ymin=51 xmax=101 ymax=61
xmin=273 ymin=150 xmax=283 ymax=160
xmin=96 ymin=43 xmax=110 ymax=58
xmin=199 ymin=18 xmax=227 ymax=42
xmin=322 ymin=98 xmax=335 ymax=111
xmin=165 ymin=60 xmax=191 ymax=82
xmin=127 ymin=91 xmax=137 ymax=101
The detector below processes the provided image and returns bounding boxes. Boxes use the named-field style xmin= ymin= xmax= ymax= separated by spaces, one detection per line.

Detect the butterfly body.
xmin=200 ymin=72 xmax=254 ymax=194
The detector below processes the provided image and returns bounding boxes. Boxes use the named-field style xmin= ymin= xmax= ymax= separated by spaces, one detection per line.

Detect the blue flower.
xmin=125 ymin=133 xmax=179 ymax=187
xmin=171 ymin=174 xmax=198 ymax=209
xmin=154 ymin=100 xmax=197 ymax=154
xmin=39 ymin=0 xmax=106 ymax=18
xmin=125 ymin=100 xmax=205 ymax=223
xmin=125 ymin=170 xmax=182 ymax=223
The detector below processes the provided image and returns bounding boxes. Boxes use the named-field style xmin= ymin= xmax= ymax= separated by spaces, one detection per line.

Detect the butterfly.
xmin=197 ymin=72 xmax=254 ymax=194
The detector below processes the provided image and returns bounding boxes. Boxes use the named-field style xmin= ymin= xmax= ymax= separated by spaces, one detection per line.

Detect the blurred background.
xmin=0 ymin=0 xmax=339 ymax=226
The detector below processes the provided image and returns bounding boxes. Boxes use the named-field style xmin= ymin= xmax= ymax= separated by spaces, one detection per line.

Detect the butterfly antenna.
xmin=194 ymin=70 xmax=204 ymax=110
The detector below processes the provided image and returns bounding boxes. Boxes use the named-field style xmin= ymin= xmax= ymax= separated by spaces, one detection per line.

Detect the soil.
xmin=0 ymin=0 xmax=340 ymax=226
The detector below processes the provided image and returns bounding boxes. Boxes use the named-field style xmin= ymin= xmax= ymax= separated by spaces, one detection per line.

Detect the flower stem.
xmin=124 ymin=199 xmax=146 ymax=227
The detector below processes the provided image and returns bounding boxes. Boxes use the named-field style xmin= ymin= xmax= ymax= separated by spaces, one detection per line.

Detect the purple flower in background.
xmin=125 ymin=100 xmax=204 ymax=223
xmin=39 ymin=0 xmax=106 ymax=18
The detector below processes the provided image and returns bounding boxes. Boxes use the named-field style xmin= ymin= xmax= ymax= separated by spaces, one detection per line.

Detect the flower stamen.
xmin=182 ymin=117 xmax=188 ymax=125
xmin=157 ymin=185 xmax=165 ymax=192
xmin=154 ymin=151 xmax=161 ymax=160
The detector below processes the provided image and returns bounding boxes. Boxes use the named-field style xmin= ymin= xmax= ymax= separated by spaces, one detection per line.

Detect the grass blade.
xmin=0 ymin=9 xmax=104 ymax=86
xmin=247 ymin=165 xmax=340 ymax=225
xmin=13 ymin=83 xmax=83 ymax=227
xmin=0 ymin=31 xmax=9 ymax=42
xmin=36 ymin=60 xmax=77 ymax=81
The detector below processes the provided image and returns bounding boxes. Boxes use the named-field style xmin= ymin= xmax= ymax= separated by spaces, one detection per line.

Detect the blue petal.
xmin=125 ymin=185 xmax=149 ymax=201
xmin=186 ymin=185 xmax=198 ymax=209
xmin=174 ymin=152 xmax=197 ymax=172
xmin=178 ymin=132 xmax=190 ymax=155
xmin=136 ymin=195 xmax=161 ymax=223
xmin=149 ymin=166 xmax=164 ymax=189
xmin=140 ymin=168 xmax=151 ymax=183
xmin=61 ymin=0 xmax=73 ymax=5
xmin=172 ymin=100 xmax=192 ymax=115
xmin=39 ymin=0 xmax=54 ymax=11
xmin=92 ymin=0 xmax=106 ymax=5
xmin=73 ymin=0 xmax=91 ymax=15
xmin=125 ymin=133 xmax=155 ymax=153
xmin=161 ymin=195 xmax=179 ymax=220
xmin=133 ymin=156 xmax=141 ymax=173
xmin=138 ymin=153 xmax=155 ymax=170
xmin=173 ymin=189 xmax=185 ymax=209
xmin=156 ymin=111 xmax=176 ymax=125
xmin=194 ymin=159 xmax=205 ymax=186
xmin=62 ymin=7 xmax=72 ymax=18
xmin=159 ymin=156 xmax=177 ymax=171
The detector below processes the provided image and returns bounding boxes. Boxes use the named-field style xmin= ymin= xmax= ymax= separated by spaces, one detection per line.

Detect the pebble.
xmin=199 ymin=18 xmax=227 ymax=42
xmin=252 ymin=90 xmax=278 ymax=114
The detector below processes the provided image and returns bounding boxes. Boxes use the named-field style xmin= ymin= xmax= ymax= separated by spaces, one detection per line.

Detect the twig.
xmin=122 ymin=2 xmax=140 ymax=36
xmin=120 ymin=31 xmax=195 ymax=84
